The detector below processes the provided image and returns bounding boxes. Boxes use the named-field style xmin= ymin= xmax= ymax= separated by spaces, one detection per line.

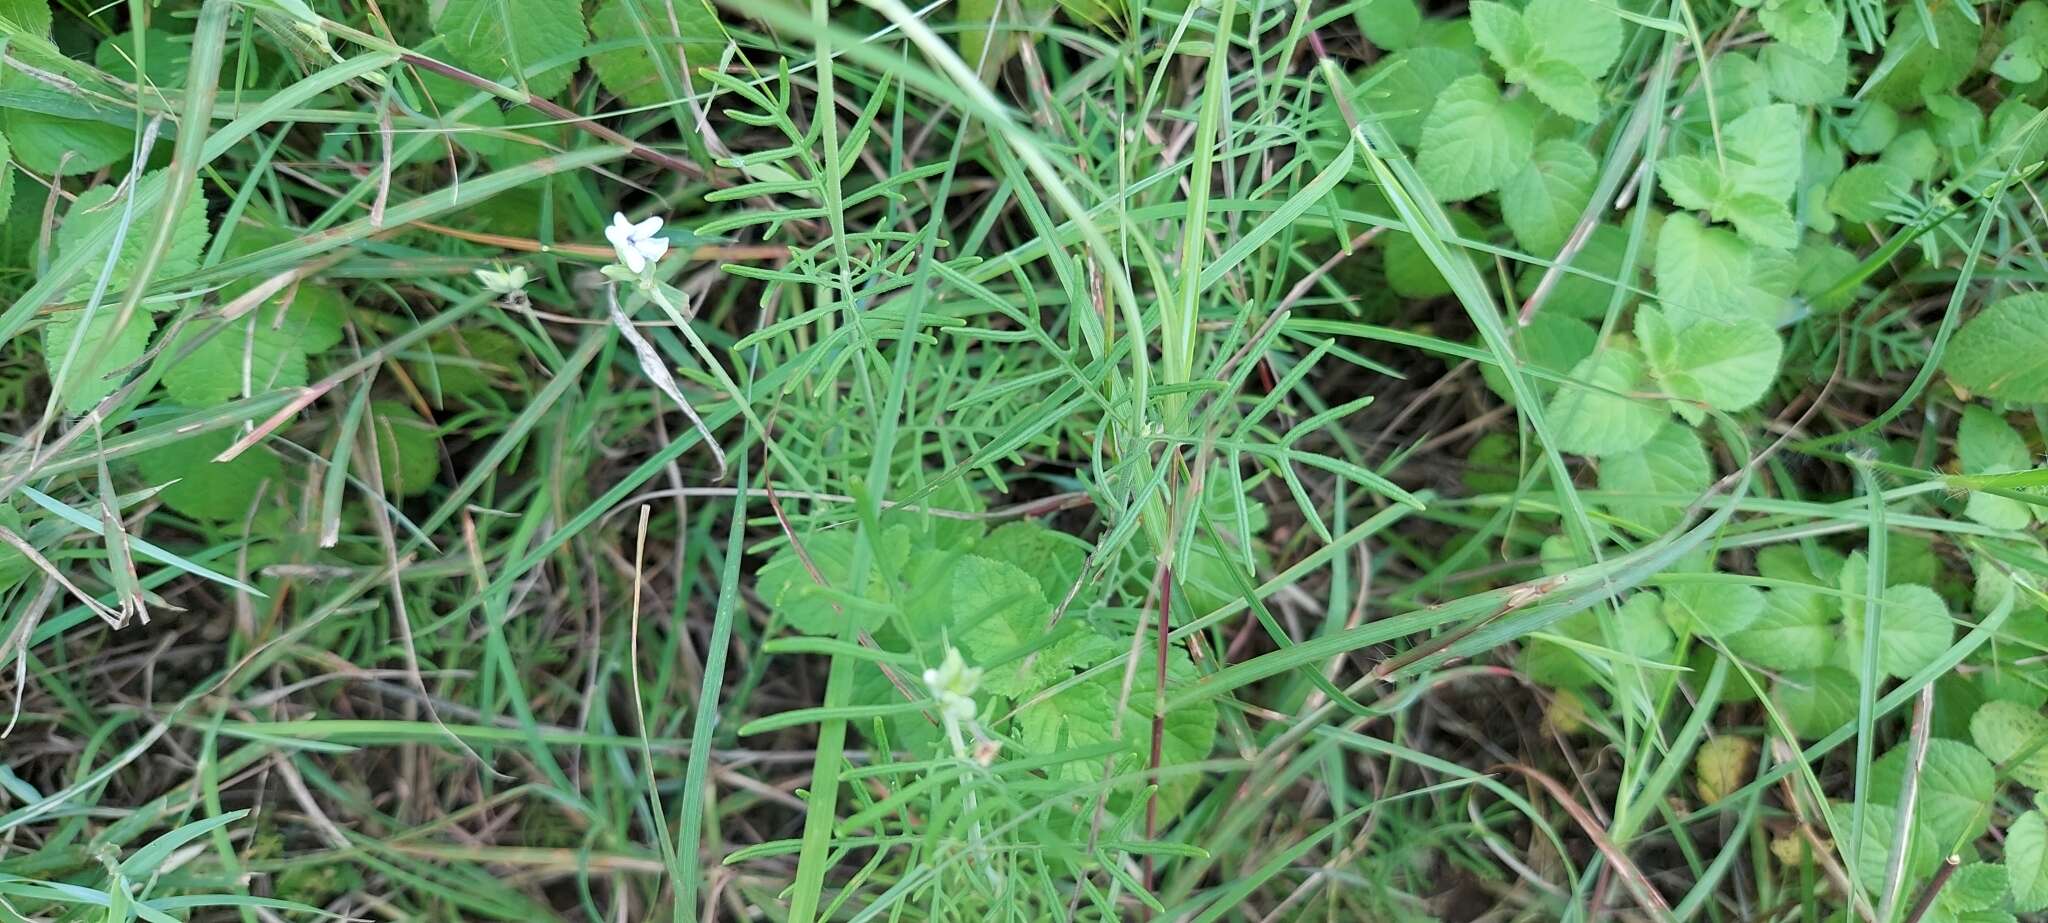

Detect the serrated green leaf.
xmin=95 ymin=29 xmax=191 ymax=88
xmin=1995 ymin=35 xmax=2044 ymax=82
xmin=1726 ymin=587 xmax=1832 ymax=670
xmin=1947 ymin=293 xmax=2048 ymax=403
xmin=1866 ymin=3 xmax=1981 ymax=109
xmin=1355 ymin=0 xmax=1422 ymax=49
xmin=2010 ymin=811 xmax=2048 ymax=912
xmin=1984 ymin=100 xmax=2048 ymax=182
xmin=1599 ymin=421 xmax=1713 ymax=534
xmin=1774 ymin=666 xmax=1857 ymax=738
xmin=1660 ymin=163 xmax=1799 ymax=248
xmin=1757 ymin=0 xmax=1839 ymax=64
xmin=1360 ymin=47 xmax=1484 ymax=148
xmin=1639 ymin=308 xmax=1782 ymax=412
xmin=1469 ymin=0 xmax=1619 ymax=123
xmin=1052 ymin=0 xmax=1122 ymax=27
xmin=1758 ymin=545 xmax=1846 ymax=586
xmin=1945 ymin=863 xmax=2010 ymax=913
xmin=976 ymin=521 xmax=1088 ymax=602
xmin=1523 ymin=0 xmax=1622 ymax=81
xmin=1761 ymin=42 xmax=1847 ymax=104
xmin=134 ymin=428 xmax=282 ymax=523
xmin=1721 ymin=192 xmax=1799 ymax=249
xmin=1383 ymin=210 xmax=1486 ymax=298
xmin=164 ymin=291 xmax=345 ymax=406
xmin=42 ymin=309 xmax=154 ymax=414
xmin=1870 ymin=738 xmax=1994 ymax=850
xmin=410 ymin=327 xmax=522 ymax=398
xmin=1659 ymin=105 xmax=1804 ymax=246
xmin=1017 ymin=645 xmax=1216 ymax=819
xmin=57 ymin=171 xmax=212 ymax=301
xmin=1972 ymin=700 xmax=2048 ymax=789
xmin=1462 ymin=432 xmax=1520 ymax=494
xmin=1958 ymin=407 xmax=2037 ymax=529
xmin=1468 ymin=1 xmax=1530 ymax=71
xmin=1839 ymin=583 xmax=1952 ymax=680
xmin=1516 ymin=222 xmax=1634 ymax=318
xmin=369 ymin=401 xmax=440 ymax=498
xmin=1416 ymin=75 xmax=1535 ymax=201
xmin=756 ymin=528 xmax=915 ymax=636
xmin=1544 ymin=346 xmax=1665 ymax=457
xmin=1612 ymin=592 xmax=1677 ymax=662
xmin=434 ymin=0 xmax=588 ymax=100
xmin=1724 ymin=103 xmax=1803 ymax=202
xmin=1827 ymin=162 xmax=1907 ymax=224
xmin=166 ymin=321 xmax=307 ymax=406
xmin=1481 ymin=312 xmax=1596 ymax=406
xmin=1926 ymin=94 xmax=1985 ymax=151
xmin=590 ymin=0 xmax=726 ymax=108
xmin=1844 ymin=101 xmax=1899 ymax=155
xmin=0 ymin=110 xmax=133 ymax=178
xmin=1882 ymin=129 xmax=1942 ymax=182
xmin=1655 ymin=214 xmax=1784 ymax=328
xmin=1680 ymin=53 xmax=1773 ymax=128
xmin=1846 ymin=801 xmax=1946 ymax=891
xmin=1794 ymin=240 xmax=1860 ymax=314
xmin=1663 ymin=581 xmax=1767 ymax=637
xmin=1517 ymin=57 xmax=1602 ymax=123
xmin=1523 ymin=594 xmax=1674 ymax=688
xmin=1521 ymin=636 xmax=1597 ymax=687
xmin=1502 ymin=140 xmax=1597 ymax=255
xmin=951 ymin=555 xmax=1065 ymax=697
xmin=0 ymin=0 xmax=54 ymax=34
xmin=1658 ymin=156 xmax=1724 ymax=212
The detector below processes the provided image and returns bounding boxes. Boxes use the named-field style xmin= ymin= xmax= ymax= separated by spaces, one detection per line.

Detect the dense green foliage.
xmin=1 ymin=0 xmax=2047 ymax=919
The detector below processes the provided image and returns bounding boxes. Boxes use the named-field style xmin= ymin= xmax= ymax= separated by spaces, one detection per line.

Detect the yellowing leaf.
xmin=1694 ymin=735 xmax=1755 ymax=804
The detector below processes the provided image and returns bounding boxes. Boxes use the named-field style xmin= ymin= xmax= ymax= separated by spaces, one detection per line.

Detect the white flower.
xmin=474 ymin=262 xmax=531 ymax=295
xmin=923 ymin=647 xmax=981 ymax=723
xmin=605 ymin=212 xmax=669 ymax=274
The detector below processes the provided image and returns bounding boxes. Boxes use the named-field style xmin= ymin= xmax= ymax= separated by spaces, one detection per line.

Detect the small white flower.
xmin=923 ymin=647 xmax=982 ymax=723
xmin=605 ymin=211 xmax=670 ymax=275
xmin=474 ymin=262 xmax=531 ymax=295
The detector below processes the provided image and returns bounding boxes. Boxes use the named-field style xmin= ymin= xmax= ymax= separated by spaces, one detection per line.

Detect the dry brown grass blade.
xmin=1491 ymin=763 xmax=1674 ymax=919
